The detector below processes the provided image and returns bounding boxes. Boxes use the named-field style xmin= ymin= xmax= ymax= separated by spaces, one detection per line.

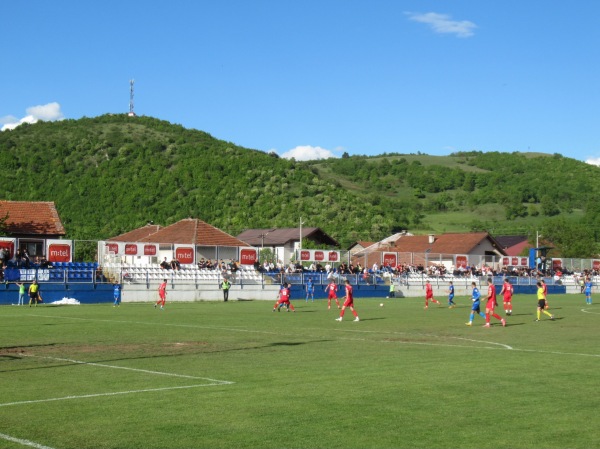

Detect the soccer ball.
xmin=380 ymin=303 xmax=384 ymax=307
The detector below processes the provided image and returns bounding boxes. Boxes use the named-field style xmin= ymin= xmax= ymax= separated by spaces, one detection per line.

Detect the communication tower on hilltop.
xmin=128 ymin=79 xmax=136 ymax=117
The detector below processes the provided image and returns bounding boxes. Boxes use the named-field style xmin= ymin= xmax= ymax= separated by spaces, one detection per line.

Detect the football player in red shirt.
xmin=336 ymin=279 xmax=359 ymax=322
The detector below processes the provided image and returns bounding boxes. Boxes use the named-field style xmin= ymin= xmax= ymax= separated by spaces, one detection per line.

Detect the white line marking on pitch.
xmin=0 ymin=383 xmax=226 ymax=409
xmin=0 ymin=431 xmax=56 ymax=449
xmin=581 ymin=308 xmax=600 ymax=314
xmin=1 ymin=354 xmax=234 ymax=409
xmin=21 ymin=354 xmax=233 ymax=383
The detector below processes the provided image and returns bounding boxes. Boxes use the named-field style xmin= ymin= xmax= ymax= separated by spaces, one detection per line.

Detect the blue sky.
xmin=2 ymin=1 xmax=600 ymax=164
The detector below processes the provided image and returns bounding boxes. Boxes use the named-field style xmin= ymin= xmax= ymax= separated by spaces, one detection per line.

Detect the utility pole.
xmin=299 ymin=217 xmax=304 ymax=251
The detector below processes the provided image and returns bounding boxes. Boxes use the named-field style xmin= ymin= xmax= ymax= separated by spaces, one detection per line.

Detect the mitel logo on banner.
xmin=125 ymin=244 xmax=138 ymax=255
xmin=300 ymin=250 xmax=311 ymax=261
xmin=240 ymin=248 xmax=257 ymax=265
xmin=314 ymin=251 xmax=325 ymax=261
xmin=144 ymin=244 xmax=157 ymax=256
xmin=382 ymin=252 xmax=397 ymax=267
xmin=328 ymin=251 xmax=339 ymax=262
xmin=47 ymin=240 xmax=72 ymax=263
xmin=106 ymin=243 xmax=120 ymax=255
xmin=175 ymin=246 xmax=194 ymax=265
xmin=455 ymin=255 xmax=468 ymax=268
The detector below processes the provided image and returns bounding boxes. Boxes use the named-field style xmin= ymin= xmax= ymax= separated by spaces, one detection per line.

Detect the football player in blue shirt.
xmin=305 ymin=278 xmax=315 ymax=302
xmin=113 ymin=281 xmax=121 ymax=307
xmin=584 ymin=277 xmax=593 ymax=304
xmin=447 ymin=281 xmax=456 ymax=308
xmin=466 ymin=281 xmax=485 ymax=326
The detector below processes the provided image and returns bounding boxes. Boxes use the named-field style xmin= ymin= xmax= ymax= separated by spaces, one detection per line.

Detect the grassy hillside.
xmin=1 ymin=114 xmax=599 ymax=255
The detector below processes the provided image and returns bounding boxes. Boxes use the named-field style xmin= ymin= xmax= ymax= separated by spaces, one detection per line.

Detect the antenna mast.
xmin=128 ymin=79 xmax=136 ymax=117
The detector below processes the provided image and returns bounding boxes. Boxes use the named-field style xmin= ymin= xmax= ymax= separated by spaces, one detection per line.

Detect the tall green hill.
xmin=1 ymin=114 xmax=599 ymax=255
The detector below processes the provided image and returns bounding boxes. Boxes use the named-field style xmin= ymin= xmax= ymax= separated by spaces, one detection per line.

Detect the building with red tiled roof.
xmin=236 ymin=227 xmax=339 ymax=265
xmin=0 ymin=200 xmax=67 ymax=262
xmin=348 ymin=241 xmax=376 ymax=256
xmin=108 ymin=223 xmax=162 ymax=242
xmin=138 ymin=218 xmax=249 ymax=247
xmin=352 ymin=232 xmax=507 ymax=271
xmin=494 ymin=235 xmax=530 ymax=256
xmin=104 ymin=218 xmax=252 ymax=266
xmin=0 ymin=200 xmax=65 ymax=237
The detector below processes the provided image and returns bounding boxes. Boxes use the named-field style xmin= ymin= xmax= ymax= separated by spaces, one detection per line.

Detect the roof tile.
xmin=0 ymin=200 xmax=65 ymax=236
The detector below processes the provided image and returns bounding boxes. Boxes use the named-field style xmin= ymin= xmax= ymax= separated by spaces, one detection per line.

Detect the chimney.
xmin=428 ymin=234 xmax=435 ymax=244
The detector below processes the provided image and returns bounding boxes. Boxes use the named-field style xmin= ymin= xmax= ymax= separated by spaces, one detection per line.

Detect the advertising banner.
xmin=239 ymin=247 xmax=258 ymax=265
xmin=143 ymin=244 xmax=158 ymax=256
xmin=298 ymin=249 xmax=340 ymax=263
xmin=382 ymin=252 xmax=397 ymax=267
xmin=174 ymin=245 xmax=195 ymax=265
xmin=455 ymin=255 xmax=468 ymax=268
xmin=105 ymin=242 xmax=123 ymax=256
xmin=0 ymin=238 xmax=16 ymax=260
xmin=46 ymin=239 xmax=73 ymax=263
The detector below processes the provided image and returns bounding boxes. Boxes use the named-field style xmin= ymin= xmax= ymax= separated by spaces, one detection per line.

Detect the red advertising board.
xmin=328 ymin=251 xmax=339 ymax=262
xmin=552 ymin=258 xmax=563 ymax=270
xmin=521 ymin=257 xmax=528 ymax=266
xmin=144 ymin=244 xmax=157 ymax=256
xmin=593 ymin=260 xmax=600 ymax=270
xmin=0 ymin=240 xmax=14 ymax=259
xmin=300 ymin=250 xmax=311 ymax=261
xmin=383 ymin=252 xmax=397 ymax=267
xmin=125 ymin=244 xmax=138 ymax=255
xmin=107 ymin=243 xmax=119 ymax=254
xmin=48 ymin=244 xmax=71 ymax=262
xmin=455 ymin=255 xmax=468 ymax=268
xmin=314 ymin=251 xmax=325 ymax=261
xmin=511 ymin=257 xmax=519 ymax=266
xmin=175 ymin=247 xmax=194 ymax=265
xmin=240 ymin=248 xmax=257 ymax=265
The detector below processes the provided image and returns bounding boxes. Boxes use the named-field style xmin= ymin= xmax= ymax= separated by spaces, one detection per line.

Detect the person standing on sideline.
xmin=113 ymin=281 xmax=121 ymax=307
xmin=155 ymin=279 xmax=167 ymax=309
xmin=221 ymin=277 xmax=231 ymax=302
xmin=541 ymin=279 xmax=550 ymax=309
xmin=536 ymin=281 xmax=555 ymax=321
xmin=387 ymin=280 xmax=396 ymax=298
xmin=483 ymin=278 xmax=506 ymax=328
xmin=325 ymin=279 xmax=340 ymax=309
xmin=499 ymin=278 xmax=514 ymax=315
xmin=424 ymin=280 xmax=441 ymax=309
xmin=305 ymin=278 xmax=315 ymax=302
xmin=466 ymin=281 xmax=486 ymax=326
xmin=447 ymin=281 xmax=456 ymax=308
xmin=336 ymin=279 xmax=359 ymax=322
xmin=273 ymin=283 xmax=295 ymax=312
xmin=16 ymin=281 xmax=26 ymax=306
xmin=584 ymin=277 xmax=593 ymax=304
xmin=28 ymin=280 xmax=40 ymax=307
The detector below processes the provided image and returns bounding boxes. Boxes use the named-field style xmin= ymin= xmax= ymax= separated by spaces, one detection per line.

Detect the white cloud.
xmin=1 ymin=102 xmax=64 ymax=131
xmin=585 ymin=157 xmax=600 ymax=167
xmin=279 ymin=145 xmax=338 ymax=161
xmin=406 ymin=12 xmax=477 ymax=38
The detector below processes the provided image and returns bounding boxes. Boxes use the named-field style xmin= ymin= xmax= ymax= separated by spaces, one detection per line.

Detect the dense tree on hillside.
xmin=1 ymin=115 xmax=600 ymax=256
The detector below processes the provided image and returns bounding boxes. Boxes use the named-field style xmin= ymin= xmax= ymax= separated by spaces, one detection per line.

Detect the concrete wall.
xmin=0 ymin=279 xmax=571 ymax=305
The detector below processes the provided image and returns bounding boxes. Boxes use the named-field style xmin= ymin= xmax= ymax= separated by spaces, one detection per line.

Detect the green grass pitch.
xmin=1 ymin=293 xmax=598 ymax=449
